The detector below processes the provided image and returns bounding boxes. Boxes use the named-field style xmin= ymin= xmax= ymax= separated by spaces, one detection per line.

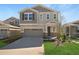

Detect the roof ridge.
xmin=32 ymin=5 xmax=57 ymax=12
xmin=20 ymin=8 xmax=39 ymax=13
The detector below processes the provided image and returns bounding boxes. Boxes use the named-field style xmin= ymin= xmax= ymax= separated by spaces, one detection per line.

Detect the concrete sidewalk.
xmin=72 ymin=40 xmax=79 ymax=43
xmin=0 ymin=37 xmax=44 ymax=55
xmin=0 ymin=45 xmax=44 ymax=55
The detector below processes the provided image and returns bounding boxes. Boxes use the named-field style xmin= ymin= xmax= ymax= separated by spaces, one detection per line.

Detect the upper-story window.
xmin=29 ymin=14 xmax=34 ymax=20
xmin=24 ymin=12 xmax=33 ymax=21
xmin=47 ymin=14 xmax=50 ymax=19
xmin=54 ymin=14 xmax=56 ymax=19
xmin=24 ymin=14 xmax=28 ymax=20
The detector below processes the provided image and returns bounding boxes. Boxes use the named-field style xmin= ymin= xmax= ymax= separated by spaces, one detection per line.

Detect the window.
xmin=24 ymin=13 xmax=33 ymax=21
xmin=77 ymin=26 xmax=79 ymax=30
xmin=1 ymin=29 xmax=7 ymax=31
xmin=54 ymin=14 xmax=56 ymax=19
xmin=76 ymin=26 xmax=79 ymax=32
xmin=0 ymin=29 xmax=7 ymax=33
xmin=66 ymin=27 xmax=69 ymax=33
xmin=47 ymin=14 xmax=49 ymax=19
xmin=24 ymin=14 xmax=28 ymax=20
xmin=29 ymin=14 xmax=33 ymax=20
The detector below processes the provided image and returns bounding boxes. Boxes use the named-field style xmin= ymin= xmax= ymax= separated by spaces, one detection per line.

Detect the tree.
xmin=56 ymin=12 xmax=64 ymax=46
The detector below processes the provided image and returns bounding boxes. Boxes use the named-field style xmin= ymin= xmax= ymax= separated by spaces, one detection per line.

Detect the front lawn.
xmin=0 ymin=40 xmax=7 ymax=48
xmin=44 ymin=41 xmax=79 ymax=55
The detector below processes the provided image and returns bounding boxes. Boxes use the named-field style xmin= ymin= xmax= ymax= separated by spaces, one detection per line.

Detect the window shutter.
xmin=33 ymin=14 xmax=34 ymax=20
xmin=22 ymin=13 xmax=24 ymax=20
xmin=20 ymin=13 xmax=21 ymax=20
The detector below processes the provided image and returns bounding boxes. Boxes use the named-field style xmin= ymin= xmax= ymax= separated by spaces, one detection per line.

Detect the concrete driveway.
xmin=0 ymin=37 xmax=44 ymax=55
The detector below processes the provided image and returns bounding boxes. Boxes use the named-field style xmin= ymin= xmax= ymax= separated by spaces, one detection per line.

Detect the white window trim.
xmin=24 ymin=13 xmax=33 ymax=21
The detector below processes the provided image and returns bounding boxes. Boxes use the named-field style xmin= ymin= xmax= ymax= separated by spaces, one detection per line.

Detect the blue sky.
xmin=0 ymin=4 xmax=79 ymax=24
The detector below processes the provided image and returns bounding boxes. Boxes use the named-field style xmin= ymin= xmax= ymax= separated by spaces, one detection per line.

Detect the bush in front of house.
xmin=60 ymin=34 xmax=66 ymax=42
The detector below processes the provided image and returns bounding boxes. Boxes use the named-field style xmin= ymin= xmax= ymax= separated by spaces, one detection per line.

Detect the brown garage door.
xmin=23 ymin=29 xmax=43 ymax=37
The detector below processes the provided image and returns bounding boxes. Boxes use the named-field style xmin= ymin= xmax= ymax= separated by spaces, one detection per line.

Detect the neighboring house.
xmin=63 ymin=20 xmax=79 ymax=37
xmin=20 ymin=5 xmax=61 ymax=38
xmin=3 ymin=17 xmax=20 ymax=27
xmin=0 ymin=21 xmax=20 ymax=39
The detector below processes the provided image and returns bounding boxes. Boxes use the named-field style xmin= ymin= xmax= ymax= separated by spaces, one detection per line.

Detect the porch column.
xmin=69 ymin=24 xmax=71 ymax=38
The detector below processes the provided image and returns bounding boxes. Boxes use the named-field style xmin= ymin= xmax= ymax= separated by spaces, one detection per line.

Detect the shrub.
xmin=60 ymin=34 xmax=66 ymax=42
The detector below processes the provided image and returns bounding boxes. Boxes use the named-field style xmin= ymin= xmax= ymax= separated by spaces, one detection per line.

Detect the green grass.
xmin=44 ymin=41 xmax=79 ymax=55
xmin=0 ymin=35 xmax=22 ymax=48
xmin=0 ymin=40 xmax=7 ymax=48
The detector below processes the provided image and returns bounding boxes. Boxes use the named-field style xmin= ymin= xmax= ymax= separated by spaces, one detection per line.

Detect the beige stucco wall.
xmin=20 ymin=23 xmax=58 ymax=36
xmin=43 ymin=22 xmax=58 ymax=33
xmin=20 ymin=7 xmax=60 ymax=38
xmin=37 ymin=12 xmax=58 ymax=24
xmin=20 ymin=24 xmax=43 ymax=33
xmin=20 ymin=11 xmax=58 ymax=31
xmin=0 ymin=24 xmax=21 ymax=39
xmin=20 ymin=9 xmax=38 ymax=24
xmin=0 ymin=25 xmax=9 ymax=38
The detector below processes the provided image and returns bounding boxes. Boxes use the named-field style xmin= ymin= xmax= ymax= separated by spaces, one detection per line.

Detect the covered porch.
xmin=64 ymin=23 xmax=79 ymax=37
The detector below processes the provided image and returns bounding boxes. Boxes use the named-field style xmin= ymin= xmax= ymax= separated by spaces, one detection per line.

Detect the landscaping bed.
xmin=44 ymin=41 xmax=79 ymax=55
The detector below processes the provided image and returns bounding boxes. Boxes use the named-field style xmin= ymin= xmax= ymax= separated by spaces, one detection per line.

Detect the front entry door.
xmin=47 ymin=26 xmax=51 ymax=36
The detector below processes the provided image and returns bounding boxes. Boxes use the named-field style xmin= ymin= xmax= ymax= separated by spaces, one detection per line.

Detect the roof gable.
xmin=4 ymin=17 xmax=19 ymax=22
xmin=72 ymin=20 xmax=79 ymax=24
xmin=32 ymin=5 xmax=55 ymax=12
xmin=64 ymin=20 xmax=79 ymax=27
xmin=20 ymin=8 xmax=38 ymax=13
xmin=0 ymin=21 xmax=6 ymax=26
xmin=0 ymin=21 xmax=20 ymax=28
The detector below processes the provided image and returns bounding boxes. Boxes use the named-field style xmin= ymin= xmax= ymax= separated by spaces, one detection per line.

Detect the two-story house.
xmin=20 ymin=5 xmax=60 ymax=39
